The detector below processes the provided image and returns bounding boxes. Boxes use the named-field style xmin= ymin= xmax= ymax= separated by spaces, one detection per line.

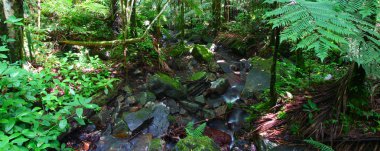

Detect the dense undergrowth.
xmin=0 ymin=51 xmax=117 ymax=150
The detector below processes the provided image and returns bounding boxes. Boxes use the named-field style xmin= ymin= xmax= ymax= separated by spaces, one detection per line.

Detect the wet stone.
xmin=147 ymin=103 xmax=170 ymax=137
xmin=203 ymin=109 xmax=216 ymax=119
xmin=123 ymin=85 xmax=133 ymax=95
xmin=206 ymin=97 xmax=224 ymax=108
xmin=122 ymin=108 xmax=153 ymax=132
xmin=241 ymin=68 xmax=270 ymax=99
xmin=130 ymin=134 xmax=153 ymax=151
xmin=194 ymin=95 xmax=206 ymax=104
xmin=180 ymin=108 xmax=187 ymax=115
xmin=163 ymin=99 xmax=180 ymax=114
xmin=95 ymin=136 xmax=132 ymax=151
xmin=210 ymin=78 xmax=230 ymax=95
xmin=116 ymin=95 xmax=125 ymax=103
xmin=180 ymin=101 xmax=200 ymax=113
xmin=136 ymin=92 xmax=156 ymax=106
xmin=126 ymin=96 xmax=136 ymax=105
xmin=215 ymin=105 xmax=227 ymax=117
xmin=112 ymin=119 xmax=130 ymax=138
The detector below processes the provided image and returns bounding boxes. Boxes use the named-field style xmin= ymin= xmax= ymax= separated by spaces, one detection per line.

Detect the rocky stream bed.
xmin=61 ymin=44 xmax=312 ymax=151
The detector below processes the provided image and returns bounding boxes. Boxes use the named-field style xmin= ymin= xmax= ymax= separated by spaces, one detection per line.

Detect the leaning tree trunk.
xmin=2 ymin=0 xmax=24 ymax=63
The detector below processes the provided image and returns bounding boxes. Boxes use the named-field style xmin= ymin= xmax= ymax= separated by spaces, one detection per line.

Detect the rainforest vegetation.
xmin=0 ymin=0 xmax=379 ymax=150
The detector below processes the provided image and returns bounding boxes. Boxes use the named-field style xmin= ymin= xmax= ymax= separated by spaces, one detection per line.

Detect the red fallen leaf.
xmin=204 ymin=127 xmax=231 ymax=149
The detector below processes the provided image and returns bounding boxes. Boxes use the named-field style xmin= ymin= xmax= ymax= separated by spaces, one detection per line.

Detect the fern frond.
xmin=185 ymin=122 xmax=206 ymax=137
xmin=304 ymin=139 xmax=334 ymax=151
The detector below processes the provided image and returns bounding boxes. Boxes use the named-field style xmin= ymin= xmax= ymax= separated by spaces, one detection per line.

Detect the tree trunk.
xmin=212 ymin=0 xmax=221 ymax=35
xmin=180 ymin=0 xmax=185 ymax=44
xmin=270 ymin=27 xmax=280 ymax=102
xmin=224 ymin=0 xmax=230 ymax=22
xmin=130 ymin=0 xmax=137 ymax=38
xmin=2 ymin=0 xmax=24 ymax=63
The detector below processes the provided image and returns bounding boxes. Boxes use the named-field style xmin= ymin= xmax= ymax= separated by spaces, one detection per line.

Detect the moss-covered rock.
xmin=175 ymin=136 xmax=220 ymax=151
xmin=148 ymin=138 xmax=164 ymax=151
xmin=169 ymin=43 xmax=191 ymax=57
xmin=191 ymin=44 xmax=214 ymax=63
xmin=148 ymin=73 xmax=187 ymax=100
xmin=189 ymin=71 xmax=207 ymax=81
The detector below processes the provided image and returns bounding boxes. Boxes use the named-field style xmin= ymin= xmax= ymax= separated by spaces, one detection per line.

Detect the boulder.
xmin=148 ymin=73 xmax=187 ymax=100
xmin=163 ymin=99 xmax=180 ymax=114
xmin=210 ymin=78 xmax=230 ymax=95
xmin=112 ymin=119 xmax=131 ymax=138
xmin=122 ymin=103 xmax=170 ymax=138
xmin=146 ymin=103 xmax=170 ymax=137
xmin=136 ymin=92 xmax=156 ymax=106
xmin=180 ymin=101 xmax=201 ymax=113
xmin=122 ymin=108 xmax=153 ymax=132
xmin=241 ymin=68 xmax=270 ymax=99
xmin=194 ymin=95 xmax=206 ymax=104
xmin=191 ymin=44 xmax=214 ymax=63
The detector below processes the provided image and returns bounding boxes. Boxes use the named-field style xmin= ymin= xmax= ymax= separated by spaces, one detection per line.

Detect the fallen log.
xmin=59 ymin=38 xmax=144 ymax=47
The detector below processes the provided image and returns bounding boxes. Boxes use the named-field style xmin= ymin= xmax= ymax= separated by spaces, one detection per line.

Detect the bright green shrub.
xmin=0 ymin=52 xmax=117 ymax=150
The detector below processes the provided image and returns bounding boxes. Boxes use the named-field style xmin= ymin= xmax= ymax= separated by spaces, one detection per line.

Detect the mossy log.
xmin=59 ymin=38 xmax=144 ymax=47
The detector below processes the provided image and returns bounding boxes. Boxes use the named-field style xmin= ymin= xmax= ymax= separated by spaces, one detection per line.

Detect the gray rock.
xmin=90 ymin=108 xmax=114 ymax=128
xmin=210 ymin=78 xmax=230 ymax=95
xmin=215 ymin=105 xmax=227 ymax=117
xmin=122 ymin=103 xmax=170 ymax=138
xmin=116 ymin=95 xmax=125 ymax=103
xmin=206 ymin=97 xmax=224 ymax=108
xmin=241 ymin=68 xmax=270 ymax=99
xmin=126 ymin=96 xmax=137 ymax=105
xmin=163 ymin=99 xmax=180 ymax=114
xmin=123 ymin=85 xmax=133 ymax=95
xmin=131 ymin=134 xmax=153 ymax=151
xmin=112 ymin=119 xmax=131 ymax=138
xmin=180 ymin=101 xmax=200 ymax=113
xmin=148 ymin=74 xmax=187 ymax=100
xmin=180 ymin=108 xmax=187 ymax=115
xmin=122 ymin=108 xmax=153 ymax=132
xmin=147 ymin=103 xmax=170 ymax=137
xmin=203 ymin=109 xmax=216 ymax=119
xmin=194 ymin=95 xmax=206 ymax=104
xmin=95 ymin=136 xmax=132 ymax=151
xmin=136 ymin=92 xmax=156 ymax=106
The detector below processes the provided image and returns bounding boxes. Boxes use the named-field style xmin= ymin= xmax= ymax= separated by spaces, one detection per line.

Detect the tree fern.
xmin=265 ymin=0 xmax=380 ymax=78
xmin=185 ymin=122 xmax=207 ymax=137
xmin=304 ymin=138 xmax=334 ymax=151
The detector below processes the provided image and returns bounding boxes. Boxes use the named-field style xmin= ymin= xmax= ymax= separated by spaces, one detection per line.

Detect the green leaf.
xmin=22 ymin=129 xmax=36 ymax=138
xmin=59 ymin=119 xmax=68 ymax=129
xmin=0 ymin=46 xmax=9 ymax=52
xmin=104 ymin=88 xmax=109 ymax=95
xmin=4 ymin=118 xmax=16 ymax=132
xmin=74 ymin=117 xmax=85 ymax=125
xmin=76 ymin=108 xmax=83 ymax=118
xmin=4 ymin=16 xmax=23 ymax=25
xmin=0 ymin=134 xmax=9 ymax=148
xmin=0 ymin=62 xmax=7 ymax=74
xmin=11 ymin=137 xmax=29 ymax=146
xmin=0 ymin=54 xmax=8 ymax=58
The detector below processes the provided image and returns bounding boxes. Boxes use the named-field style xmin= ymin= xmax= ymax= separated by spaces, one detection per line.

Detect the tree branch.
xmin=58 ymin=0 xmax=171 ymax=47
